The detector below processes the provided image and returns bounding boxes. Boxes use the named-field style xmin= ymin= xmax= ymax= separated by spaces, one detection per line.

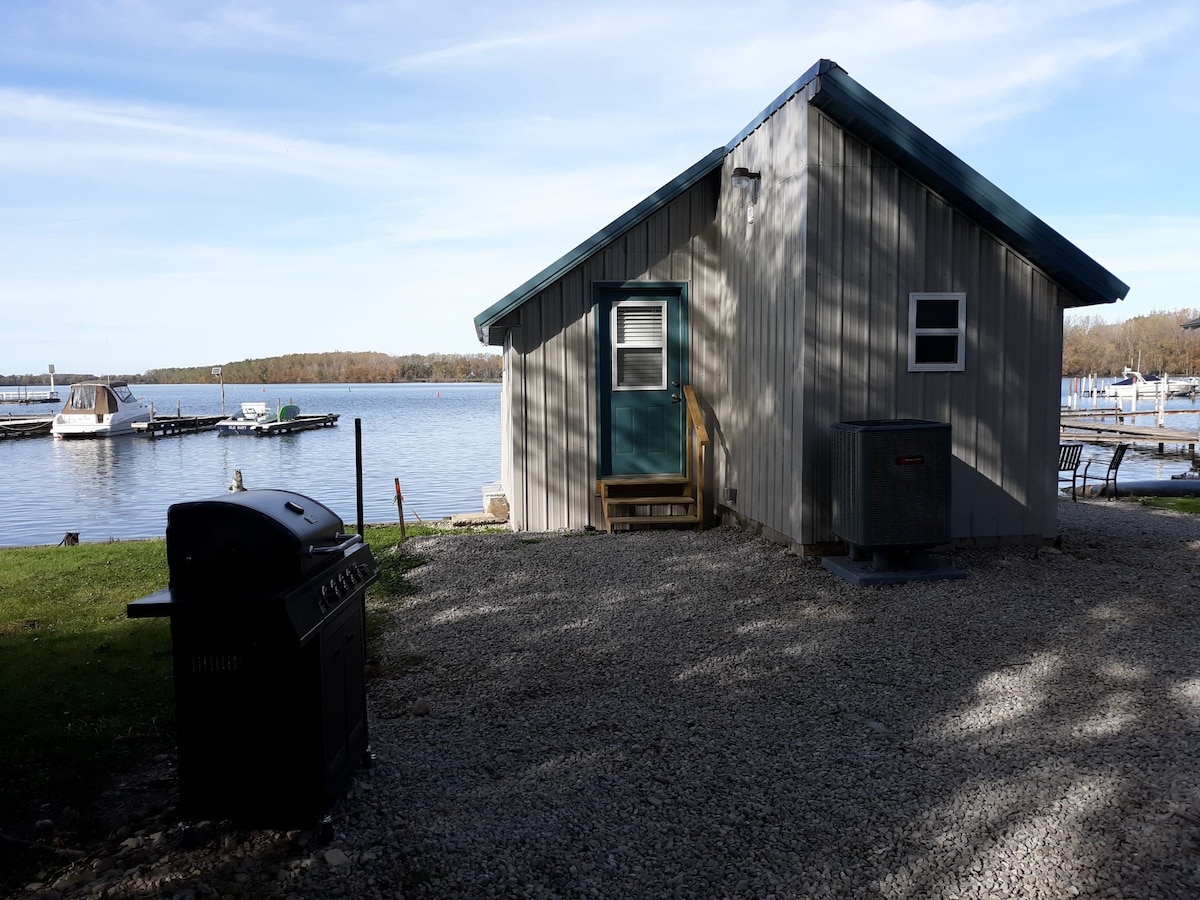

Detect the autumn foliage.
xmin=1063 ymin=309 xmax=1200 ymax=377
xmin=142 ymin=351 xmax=503 ymax=384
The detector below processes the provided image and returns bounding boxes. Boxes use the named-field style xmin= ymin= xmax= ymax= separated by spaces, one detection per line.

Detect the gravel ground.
xmin=14 ymin=499 xmax=1200 ymax=899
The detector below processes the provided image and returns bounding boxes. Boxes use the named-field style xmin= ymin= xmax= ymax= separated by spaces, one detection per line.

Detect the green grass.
xmin=0 ymin=524 xmax=439 ymax=860
xmin=0 ymin=540 xmax=175 ymax=830
xmin=1134 ymin=495 xmax=1200 ymax=515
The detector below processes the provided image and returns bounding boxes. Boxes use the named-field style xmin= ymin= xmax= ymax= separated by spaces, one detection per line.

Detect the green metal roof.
xmin=475 ymin=60 xmax=1128 ymax=345
xmin=805 ymin=63 xmax=1129 ymax=310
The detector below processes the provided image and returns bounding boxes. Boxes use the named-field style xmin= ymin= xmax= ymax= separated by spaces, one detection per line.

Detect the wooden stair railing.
xmin=597 ymin=385 xmax=710 ymax=533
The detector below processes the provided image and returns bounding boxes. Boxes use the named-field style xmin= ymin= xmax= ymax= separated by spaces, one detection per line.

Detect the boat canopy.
xmin=64 ymin=382 xmax=136 ymax=415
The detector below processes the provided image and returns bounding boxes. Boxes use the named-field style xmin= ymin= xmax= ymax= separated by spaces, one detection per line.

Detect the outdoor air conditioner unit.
xmin=825 ymin=419 xmax=962 ymax=585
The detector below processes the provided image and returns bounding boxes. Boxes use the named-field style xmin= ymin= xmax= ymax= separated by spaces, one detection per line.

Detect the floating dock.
xmin=0 ymin=391 xmax=59 ymax=405
xmin=132 ymin=414 xmax=226 ymax=439
xmin=218 ymin=412 xmax=339 ymax=436
xmin=0 ymin=414 xmax=53 ymax=439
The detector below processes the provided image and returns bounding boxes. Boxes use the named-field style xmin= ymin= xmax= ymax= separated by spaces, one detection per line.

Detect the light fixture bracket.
xmin=730 ymin=166 xmax=761 ymax=189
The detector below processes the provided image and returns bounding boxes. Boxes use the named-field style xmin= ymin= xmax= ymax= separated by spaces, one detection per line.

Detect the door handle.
xmin=670 ymin=394 xmax=682 ymax=403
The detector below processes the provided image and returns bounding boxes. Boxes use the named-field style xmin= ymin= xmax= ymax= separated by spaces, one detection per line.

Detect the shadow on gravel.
xmin=369 ymin=504 xmax=1200 ymax=898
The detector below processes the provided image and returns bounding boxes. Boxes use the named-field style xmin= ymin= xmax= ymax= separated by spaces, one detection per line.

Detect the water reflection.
xmin=1 ymin=383 xmax=501 ymax=547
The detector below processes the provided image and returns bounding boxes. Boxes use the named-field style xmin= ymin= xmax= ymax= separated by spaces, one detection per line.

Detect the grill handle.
xmin=305 ymin=533 xmax=363 ymax=556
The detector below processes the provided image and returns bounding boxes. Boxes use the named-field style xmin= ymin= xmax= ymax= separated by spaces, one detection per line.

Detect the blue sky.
xmin=2 ymin=0 xmax=1197 ymax=376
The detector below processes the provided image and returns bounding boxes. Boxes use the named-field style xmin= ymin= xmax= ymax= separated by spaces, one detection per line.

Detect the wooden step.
xmin=606 ymin=514 xmax=701 ymax=528
xmin=598 ymin=474 xmax=700 ymax=533
xmin=605 ymin=495 xmax=696 ymax=507
xmin=598 ymin=475 xmax=689 ymax=494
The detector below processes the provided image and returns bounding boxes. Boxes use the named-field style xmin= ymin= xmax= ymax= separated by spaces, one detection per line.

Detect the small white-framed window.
xmin=908 ymin=292 xmax=965 ymax=372
xmin=612 ymin=300 xmax=666 ymax=390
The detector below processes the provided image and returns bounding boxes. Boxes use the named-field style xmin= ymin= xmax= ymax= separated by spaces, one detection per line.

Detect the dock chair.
xmin=1083 ymin=443 xmax=1129 ymax=500
xmin=1058 ymin=443 xmax=1084 ymax=501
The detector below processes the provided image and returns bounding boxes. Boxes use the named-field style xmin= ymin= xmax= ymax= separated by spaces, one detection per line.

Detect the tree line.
xmin=1063 ymin=309 xmax=1200 ymax=377
xmin=6 ymin=312 xmax=1198 ymax=386
xmin=0 ymin=352 xmax=503 ymax=386
xmin=144 ymin=351 xmax=502 ymax=384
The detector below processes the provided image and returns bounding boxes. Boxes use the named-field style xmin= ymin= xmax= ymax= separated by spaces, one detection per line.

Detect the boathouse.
xmin=474 ymin=59 xmax=1128 ymax=549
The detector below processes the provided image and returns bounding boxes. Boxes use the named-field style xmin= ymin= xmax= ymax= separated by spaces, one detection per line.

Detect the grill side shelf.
xmin=127 ymin=588 xmax=175 ymax=618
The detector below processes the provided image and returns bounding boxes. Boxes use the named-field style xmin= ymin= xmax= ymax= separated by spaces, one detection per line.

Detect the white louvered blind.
xmin=613 ymin=301 xmax=666 ymax=389
xmin=617 ymin=305 xmax=662 ymax=344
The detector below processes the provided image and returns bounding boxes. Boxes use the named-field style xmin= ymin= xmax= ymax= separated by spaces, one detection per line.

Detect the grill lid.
xmin=166 ymin=489 xmax=349 ymax=600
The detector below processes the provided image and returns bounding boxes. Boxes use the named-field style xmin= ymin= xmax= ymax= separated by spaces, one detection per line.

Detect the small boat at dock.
xmin=51 ymin=381 xmax=152 ymax=438
xmin=1102 ymin=368 xmax=1197 ymax=400
xmin=217 ymin=401 xmax=339 ymax=436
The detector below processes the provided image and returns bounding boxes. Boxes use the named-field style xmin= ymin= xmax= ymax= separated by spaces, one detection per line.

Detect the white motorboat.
xmin=1102 ymin=368 xmax=1197 ymax=400
xmin=51 ymin=380 xmax=152 ymax=438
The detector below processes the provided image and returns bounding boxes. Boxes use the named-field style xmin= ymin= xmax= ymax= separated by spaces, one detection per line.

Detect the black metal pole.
xmin=355 ymin=417 xmax=364 ymax=536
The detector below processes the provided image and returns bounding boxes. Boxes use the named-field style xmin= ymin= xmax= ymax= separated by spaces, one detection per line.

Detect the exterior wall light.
xmin=730 ymin=166 xmax=761 ymax=189
xmin=730 ymin=166 xmax=761 ymax=223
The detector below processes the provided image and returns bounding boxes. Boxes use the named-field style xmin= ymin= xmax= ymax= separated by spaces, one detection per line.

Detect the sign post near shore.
xmin=211 ymin=367 xmax=225 ymax=416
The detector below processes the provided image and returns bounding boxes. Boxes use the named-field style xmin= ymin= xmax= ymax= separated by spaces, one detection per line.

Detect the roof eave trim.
xmin=809 ymin=67 xmax=1130 ymax=308
xmin=475 ymin=148 xmax=726 ymax=345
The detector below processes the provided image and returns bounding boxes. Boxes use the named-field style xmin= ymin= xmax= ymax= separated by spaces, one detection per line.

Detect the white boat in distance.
xmin=51 ymin=381 xmax=152 ymax=438
xmin=1102 ymin=368 xmax=1198 ymax=400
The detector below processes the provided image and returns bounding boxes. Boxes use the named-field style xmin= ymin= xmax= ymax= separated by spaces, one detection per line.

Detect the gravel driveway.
xmin=18 ymin=499 xmax=1200 ymax=899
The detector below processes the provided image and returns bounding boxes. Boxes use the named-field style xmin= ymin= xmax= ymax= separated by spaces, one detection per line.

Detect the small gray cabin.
xmin=474 ymin=59 xmax=1128 ymax=550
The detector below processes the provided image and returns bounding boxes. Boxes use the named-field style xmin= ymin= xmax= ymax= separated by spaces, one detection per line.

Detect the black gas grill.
xmin=128 ymin=489 xmax=380 ymax=823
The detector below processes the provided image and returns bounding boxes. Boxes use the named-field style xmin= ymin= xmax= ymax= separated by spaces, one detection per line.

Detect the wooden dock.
xmin=218 ymin=413 xmax=339 ymax=436
xmin=0 ymin=395 xmax=59 ymax=405
xmin=132 ymin=414 xmax=225 ymax=438
xmin=1061 ymin=408 xmax=1198 ymax=455
xmin=0 ymin=414 xmax=53 ymax=439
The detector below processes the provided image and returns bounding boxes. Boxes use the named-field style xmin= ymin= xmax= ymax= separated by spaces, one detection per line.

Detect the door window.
xmin=612 ymin=301 xmax=667 ymax=390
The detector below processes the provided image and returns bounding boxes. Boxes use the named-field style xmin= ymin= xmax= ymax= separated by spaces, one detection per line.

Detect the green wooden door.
xmin=596 ymin=285 xmax=687 ymax=476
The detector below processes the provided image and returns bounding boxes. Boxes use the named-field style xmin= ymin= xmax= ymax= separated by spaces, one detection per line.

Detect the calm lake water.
xmin=1060 ymin=376 xmax=1200 ymax=480
xmin=1 ymin=383 xmax=500 ymax=548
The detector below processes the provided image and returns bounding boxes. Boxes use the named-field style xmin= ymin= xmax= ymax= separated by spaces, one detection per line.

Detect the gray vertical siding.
xmin=503 ymin=178 xmax=721 ymax=531
xmin=717 ymin=102 xmax=1069 ymax=547
xmin=716 ymin=94 xmax=811 ymax=542
xmin=502 ymin=88 xmax=1074 ymax=546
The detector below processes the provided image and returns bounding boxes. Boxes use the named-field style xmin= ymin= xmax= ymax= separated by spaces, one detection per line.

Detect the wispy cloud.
xmin=0 ymin=89 xmax=422 ymax=183
xmin=1 ymin=0 xmax=1196 ymax=372
xmin=695 ymin=0 xmax=1184 ymax=142
xmin=387 ymin=28 xmax=586 ymax=70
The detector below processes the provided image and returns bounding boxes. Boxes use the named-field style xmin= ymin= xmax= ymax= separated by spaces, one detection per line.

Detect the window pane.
xmin=915 ymin=335 xmax=960 ymax=365
xmin=616 ymin=305 xmax=663 ymax=344
xmin=617 ymin=347 xmax=663 ymax=387
xmin=915 ymin=298 xmax=960 ymax=329
xmin=68 ymin=385 xmax=97 ymax=410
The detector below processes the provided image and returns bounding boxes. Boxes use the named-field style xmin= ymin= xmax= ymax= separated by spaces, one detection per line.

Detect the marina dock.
xmin=218 ymin=412 xmax=339 ymax=436
xmin=132 ymin=414 xmax=226 ymax=439
xmin=1061 ymin=407 xmax=1198 ymax=455
xmin=0 ymin=390 xmax=59 ymax=405
xmin=0 ymin=414 xmax=53 ymax=439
